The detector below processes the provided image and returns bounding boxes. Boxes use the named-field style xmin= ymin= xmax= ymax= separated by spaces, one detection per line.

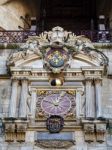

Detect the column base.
xmin=97 ymin=117 xmax=106 ymax=121
xmin=18 ymin=117 xmax=27 ymax=120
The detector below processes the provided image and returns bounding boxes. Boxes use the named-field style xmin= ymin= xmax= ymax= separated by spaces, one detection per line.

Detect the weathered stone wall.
xmin=0 ymin=44 xmax=112 ymax=150
xmin=0 ymin=0 xmax=40 ymax=30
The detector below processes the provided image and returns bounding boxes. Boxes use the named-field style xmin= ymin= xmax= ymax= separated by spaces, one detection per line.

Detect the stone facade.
xmin=0 ymin=27 xmax=112 ymax=150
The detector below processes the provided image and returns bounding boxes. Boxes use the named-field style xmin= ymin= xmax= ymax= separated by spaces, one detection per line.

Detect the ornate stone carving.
xmin=5 ymin=122 xmax=27 ymax=142
xmin=96 ymin=124 xmax=106 ymax=142
xmin=5 ymin=123 xmax=15 ymax=142
xmin=84 ymin=124 xmax=95 ymax=142
xmin=16 ymin=123 xmax=27 ymax=142
xmin=16 ymin=123 xmax=27 ymax=132
xmin=36 ymin=90 xmax=76 ymax=120
xmin=35 ymin=140 xmax=75 ymax=149
xmin=7 ymin=27 xmax=108 ymax=69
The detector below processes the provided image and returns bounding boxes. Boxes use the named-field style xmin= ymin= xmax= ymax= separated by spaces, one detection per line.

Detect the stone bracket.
xmin=4 ymin=120 xmax=28 ymax=142
xmin=83 ymin=123 xmax=106 ymax=143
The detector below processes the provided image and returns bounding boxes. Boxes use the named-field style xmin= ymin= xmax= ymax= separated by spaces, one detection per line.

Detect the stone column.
xmin=19 ymin=79 xmax=28 ymax=118
xmin=85 ymin=79 xmax=95 ymax=119
xmin=95 ymin=79 xmax=102 ymax=118
xmin=31 ymin=89 xmax=37 ymax=118
xmin=9 ymin=79 xmax=19 ymax=118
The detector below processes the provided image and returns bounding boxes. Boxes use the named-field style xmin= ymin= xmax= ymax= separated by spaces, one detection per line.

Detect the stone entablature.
xmin=10 ymin=67 xmax=103 ymax=81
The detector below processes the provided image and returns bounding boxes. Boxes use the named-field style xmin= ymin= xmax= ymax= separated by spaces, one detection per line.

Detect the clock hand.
xmin=43 ymin=100 xmax=53 ymax=104
xmin=56 ymin=91 xmax=66 ymax=103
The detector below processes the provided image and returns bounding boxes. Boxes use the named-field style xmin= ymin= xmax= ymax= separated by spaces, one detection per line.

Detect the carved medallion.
xmin=44 ymin=48 xmax=69 ymax=73
xmin=46 ymin=115 xmax=64 ymax=133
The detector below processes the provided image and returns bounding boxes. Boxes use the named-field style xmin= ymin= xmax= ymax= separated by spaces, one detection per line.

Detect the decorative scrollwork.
xmin=7 ymin=27 xmax=108 ymax=70
xmin=35 ymin=140 xmax=74 ymax=149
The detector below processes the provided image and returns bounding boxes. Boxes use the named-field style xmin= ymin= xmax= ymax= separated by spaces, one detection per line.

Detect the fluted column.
xmin=19 ymin=79 xmax=28 ymax=118
xmin=9 ymin=79 xmax=19 ymax=118
xmin=85 ymin=79 xmax=95 ymax=119
xmin=95 ymin=79 xmax=102 ymax=118
xmin=31 ymin=89 xmax=37 ymax=118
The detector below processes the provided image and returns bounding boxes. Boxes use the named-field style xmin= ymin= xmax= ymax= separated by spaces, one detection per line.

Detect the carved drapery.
xmin=9 ymin=79 xmax=19 ymax=118
xmin=19 ymin=79 xmax=28 ymax=118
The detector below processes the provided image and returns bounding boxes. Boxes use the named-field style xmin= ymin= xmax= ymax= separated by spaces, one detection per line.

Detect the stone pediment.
xmin=7 ymin=27 xmax=108 ymax=70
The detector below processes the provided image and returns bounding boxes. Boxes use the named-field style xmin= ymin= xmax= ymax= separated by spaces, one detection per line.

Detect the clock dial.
xmin=41 ymin=92 xmax=71 ymax=116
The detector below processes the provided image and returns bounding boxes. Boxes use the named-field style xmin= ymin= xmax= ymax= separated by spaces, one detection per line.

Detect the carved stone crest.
xmin=7 ymin=26 xmax=108 ymax=71
xmin=46 ymin=115 xmax=64 ymax=133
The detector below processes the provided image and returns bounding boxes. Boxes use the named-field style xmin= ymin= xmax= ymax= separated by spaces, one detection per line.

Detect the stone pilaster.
xmin=19 ymin=79 xmax=28 ymax=118
xmin=9 ymin=79 xmax=19 ymax=118
xmin=31 ymin=89 xmax=37 ymax=118
xmin=76 ymin=89 xmax=84 ymax=118
xmin=85 ymin=79 xmax=95 ymax=119
xmin=95 ymin=79 xmax=102 ymax=118
xmin=75 ymin=130 xmax=87 ymax=150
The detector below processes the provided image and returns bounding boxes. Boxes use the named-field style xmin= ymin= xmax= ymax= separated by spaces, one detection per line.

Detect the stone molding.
xmin=9 ymin=67 xmax=103 ymax=82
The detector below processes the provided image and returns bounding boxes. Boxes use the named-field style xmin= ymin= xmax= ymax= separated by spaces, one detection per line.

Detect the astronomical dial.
xmin=41 ymin=91 xmax=71 ymax=116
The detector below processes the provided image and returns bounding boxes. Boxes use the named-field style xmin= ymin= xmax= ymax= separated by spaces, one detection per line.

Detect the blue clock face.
xmin=48 ymin=51 xmax=64 ymax=68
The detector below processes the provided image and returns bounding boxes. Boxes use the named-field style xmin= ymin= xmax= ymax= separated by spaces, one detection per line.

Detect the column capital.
xmin=85 ymin=77 xmax=93 ymax=81
xmin=31 ymin=88 xmax=37 ymax=93
xmin=11 ymin=77 xmax=19 ymax=82
xmin=77 ymin=88 xmax=84 ymax=95
xmin=94 ymin=78 xmax=102 ymax=84
xmin=85 ymin=78 xmax=93 ymax=85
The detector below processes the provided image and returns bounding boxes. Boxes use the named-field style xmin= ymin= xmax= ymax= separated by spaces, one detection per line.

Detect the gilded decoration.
xmin=36 ymin=90 xmax=76 ymax=120
xmin=7 ymin=26 xmax=108 ymax=70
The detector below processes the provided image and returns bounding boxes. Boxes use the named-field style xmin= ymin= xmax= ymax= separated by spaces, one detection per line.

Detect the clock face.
xmin=41 ymin=91 xmax=71 ymax=116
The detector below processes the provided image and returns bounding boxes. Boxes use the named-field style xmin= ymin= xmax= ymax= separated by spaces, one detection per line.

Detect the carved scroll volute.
xmin=96 ymin=124 xmax=106 ymax=142
xmin=84 ymin=124 xmax=95 ymax=142
xmin=16 ymin=123 xmax=27 ymax=142
xmin=5 ymin=123 xmax=15 ymax=142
